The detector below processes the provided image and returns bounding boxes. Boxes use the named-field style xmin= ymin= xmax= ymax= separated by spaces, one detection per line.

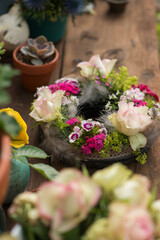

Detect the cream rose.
xmin=92 ymin=163 xmax=132 ymax=195
xmin=77 ymin=54 xmax=117 ymax=78
xmin=29 ymin=87 xmax=64 ymax=122
xmin=108 ymin=101 xmax=152 ymax=136
xmin=37 ymin=169 xmax=101 ymax=240
xmin=114 ymin=175 xmax=151 ymax=207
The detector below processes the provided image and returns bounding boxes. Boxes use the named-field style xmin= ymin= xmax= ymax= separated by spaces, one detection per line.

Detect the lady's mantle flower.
xmin=22 ymin=0 xmax=47 ymax=11
xmin=0 ymin=108 xmax=29 ymax=148
xmin=77 ymin=54 xmax=117 ymax=78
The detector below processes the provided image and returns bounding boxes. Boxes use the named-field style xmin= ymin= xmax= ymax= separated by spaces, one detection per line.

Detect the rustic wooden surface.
xmin=3 ymin=0 xmax=160 ymax=228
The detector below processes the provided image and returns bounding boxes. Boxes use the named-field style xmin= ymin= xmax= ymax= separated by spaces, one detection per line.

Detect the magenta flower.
xmin=132 ymin=84 xmax=159 ymax=102
xmin=133 ymin=99 xmax=147 ymax=107
xmin=49 ymin=82 xmax=80 ymax=96
xmin=69 ymin=132 xmax=80 ymax=143
xmin=81 ymin=120 xmax=94 ymax=131
xmin=81 ymin=145 xmax=92 ymax=155
xmin=66 ymin=118 xmax=79 ymax=125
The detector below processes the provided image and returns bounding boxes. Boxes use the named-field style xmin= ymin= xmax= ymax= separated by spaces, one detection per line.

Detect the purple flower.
xmin=69 ymin=132 xmax=80 ymax=143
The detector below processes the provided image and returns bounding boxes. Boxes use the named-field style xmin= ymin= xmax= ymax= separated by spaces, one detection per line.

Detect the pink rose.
xmin=37 ymin=169 xmax=101 ymax=240
xmin=108 ymin=101 xmax=152 ymax=136
xmin=77 ymin=54 xmax=117 ymax=78
xmin=109 ymin=203 xmax=154 ymax=240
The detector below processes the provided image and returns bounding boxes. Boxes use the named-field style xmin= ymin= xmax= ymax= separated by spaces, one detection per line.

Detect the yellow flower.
xmin=0 ymin=108 xmax=29 ymax=148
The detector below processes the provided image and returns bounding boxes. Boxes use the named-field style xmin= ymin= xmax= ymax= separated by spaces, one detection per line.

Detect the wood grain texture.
xmin=62 ymin=0 xmax=160 ymax=196
xmin=3 ymin=0 xmax=160 ymax=229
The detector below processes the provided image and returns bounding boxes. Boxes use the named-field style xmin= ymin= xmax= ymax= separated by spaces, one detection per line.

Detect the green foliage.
xmin=0 ymin=64 xmax=19 ymax=105
xmin=108 ymin=66 xmax=138 ymax=92
xmin=0 ymin=112 xmax=21 ymax=137
xmin=15 ymin=145 xmax=48 ymax=159
xmin=144 ymin=96 xmax=156 ymax=109
xmin=12 ymin=146 xmax=59 ymax=180
xmin=134 ymin=150 xmax=147 ymax=164
xmin=19 ymin=0 xmax=66 ymax=22
xmin=29 ymin=163 xmax=58 ymax=181
xmin=100 ymin=131 xmax=129 ymax=157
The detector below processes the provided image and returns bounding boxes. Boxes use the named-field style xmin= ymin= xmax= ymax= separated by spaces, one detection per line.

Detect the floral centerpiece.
xmin=9 ymin=163 xmax=160 ymax=240
xmin=29 ymin=54 xmax=160 ymax=166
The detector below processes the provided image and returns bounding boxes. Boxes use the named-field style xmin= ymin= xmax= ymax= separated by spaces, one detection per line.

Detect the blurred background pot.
xmin=106 ymin=0 xmax=130 ymax=13
xmin=0 ymin=0 xmax=14 ymax=15
xmin=27 ymin=17 xmax=68 ymax=43
xmin=13 ymin=44 xmax=59 ymax=92
xmin=4 ymin=156 xmax=30 ymax=205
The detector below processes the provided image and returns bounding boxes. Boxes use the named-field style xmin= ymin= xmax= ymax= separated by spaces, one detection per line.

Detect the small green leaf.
xmin=16 ymin=145 xmax=48 ymax=159
xmin=0 ymin=90 xmax=10 ymax=105
xmin=0 ymin=112 xmax=21 ymax=137
xmin=29 ymin=163 xmax=58 ymax=180
xmin=31 ymin=58 xmax=43 ymax=66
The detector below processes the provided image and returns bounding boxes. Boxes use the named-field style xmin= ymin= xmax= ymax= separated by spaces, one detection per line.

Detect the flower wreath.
xmin=30 ymin=55 xmax=160 ymax=166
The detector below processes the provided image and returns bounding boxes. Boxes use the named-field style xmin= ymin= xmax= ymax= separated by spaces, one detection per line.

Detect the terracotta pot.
xmin=0 ymin=132 xmax=11 ymax=205
xmin=13 ymin=44 xmax=59 ymax=92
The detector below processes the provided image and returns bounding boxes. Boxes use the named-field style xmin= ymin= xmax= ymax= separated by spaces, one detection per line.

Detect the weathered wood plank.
xmin=62 ymin=0 xmax=160 ymax=196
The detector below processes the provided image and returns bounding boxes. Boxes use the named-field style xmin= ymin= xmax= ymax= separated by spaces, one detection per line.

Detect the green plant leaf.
xmin=0 ymin=90 xmax=10 ymax=105
xmin=29 ymin=163 xmax=58 ymax=180
xmin=16 ymin=145 xmax=48 ymax=159
xmin=0 ymin=112 xmax=21 ymax=137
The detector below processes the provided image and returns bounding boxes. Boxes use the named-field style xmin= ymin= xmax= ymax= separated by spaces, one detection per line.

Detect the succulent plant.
xmin=20 ymin=35 xmax=55 ymax=65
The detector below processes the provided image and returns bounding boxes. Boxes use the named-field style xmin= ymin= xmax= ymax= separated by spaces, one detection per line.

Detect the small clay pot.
xmin=13 ymin=44 xmax=59 ymax=92
xmin=0 ymin=132 xmax=11 ymax=205
xmin=106 ymin=0 xmax=130 ymax=13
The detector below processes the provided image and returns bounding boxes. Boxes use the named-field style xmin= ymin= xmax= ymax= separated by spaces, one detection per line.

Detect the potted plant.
xmin=105 ymin=0 xmax=130 ymax=13
xmin=13 ymin=35 xmax=59 ymax=92
xmin=17 ymin=0 xmax=95 ymax=43
xmin=8 ymin=163 xmax=160 ymax=240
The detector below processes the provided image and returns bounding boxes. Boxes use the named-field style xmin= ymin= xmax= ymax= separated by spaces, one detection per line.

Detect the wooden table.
xmin=3 ymin=0 xmax=160 ymax=228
